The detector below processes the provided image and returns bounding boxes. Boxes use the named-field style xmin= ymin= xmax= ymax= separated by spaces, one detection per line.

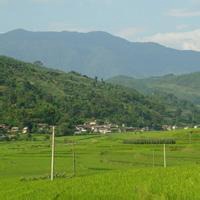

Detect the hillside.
xmin=107 ymin=73 xmax=200 ymax=106
xmin=0 ymin=29 xmax=200 ymax=78
xmin=1 ymin=56 xmax=200 ymax=133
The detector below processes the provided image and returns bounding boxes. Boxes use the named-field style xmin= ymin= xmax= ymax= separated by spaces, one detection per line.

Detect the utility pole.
xmin=51 ymin=126 xmax=55 ymax=181
xmin=163 ymin=144 xmax=166 ymax=168
xmin=72 ymin=141 xmax=76 ymax=177
xmin=153 ymin=150 xmax=155 ymax=168
xmin=189 ymin=131 xmax=192 ymax=144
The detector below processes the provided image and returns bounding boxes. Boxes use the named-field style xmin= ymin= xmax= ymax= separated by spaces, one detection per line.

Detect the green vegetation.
xmin=123 ymin=138 xmax=176 ymax=144
xmin=0 ymin=129 xmax=199 ymax=199
xmin=1 ymin=167 xmax=200 ymax=200
xmin=107 ymin=73 xmax=200 ymax=106
xmin=1 ymin=56 xmax=200 ymax=135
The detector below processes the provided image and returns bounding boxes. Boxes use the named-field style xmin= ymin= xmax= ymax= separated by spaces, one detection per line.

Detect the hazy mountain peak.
xmin=0 ymin=29 xmax=200 ymax=78
xmin=5 ymin=28 xmax=29 ymax=34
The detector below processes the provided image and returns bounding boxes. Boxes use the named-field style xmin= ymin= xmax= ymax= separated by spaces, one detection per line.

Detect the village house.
xmin=37 ymin=123 xmax=50 ymax=133
xmin=22 ymin=127 xmax=29 ymax=134
xmin=162 ymin=125 xmax=173 ymax=131
xmin=121 ymin=126 xmax=136 ymax=132
xmin=0 ymin=124 xmax=9 ymax=133
xmin=10 ymin=127 xmax=19 ymax=133
xmin=93 ymin=125 xmax=111 ymax=134
xmin=172 ymin=125 xmax=178 ymax=130
xmin=162 ymin=125 xmax=178 ymax=131
xmin=74 ymin=125 xmax=87 ymax=134
xmin=140 ymin=127 xmax=150 ymax=132
xmin=0 ymin=124 xmax=7 ymax=129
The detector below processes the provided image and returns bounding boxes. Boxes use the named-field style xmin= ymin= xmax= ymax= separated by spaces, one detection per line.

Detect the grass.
xmin=0 ymin=167 xmax=200 ymax=200
xmin=0 ymin=129 xmax=200 ymax=199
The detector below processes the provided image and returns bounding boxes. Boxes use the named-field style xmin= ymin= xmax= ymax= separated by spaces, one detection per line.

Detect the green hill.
xmin=0 ymin=56 xmax=199 ymax=134
xmin=107 ymin=73 xmax=200 ymax=106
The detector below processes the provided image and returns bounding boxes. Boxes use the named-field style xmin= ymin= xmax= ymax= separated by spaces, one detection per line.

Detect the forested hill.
xmin=0 ymin=29 xmax=200 ymax=78
xmin=0 ymin=56 xmax=199 ymax=134
xmin=107 ymin=73 xmax=200 ymax=106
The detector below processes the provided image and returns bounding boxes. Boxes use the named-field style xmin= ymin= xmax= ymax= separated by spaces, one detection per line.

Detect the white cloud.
xmin=142 ymin=29 xmax=200 ymax=51
xmin=167 ymin=8 xmax=200 ymax=17
xmin=117 ymin=27 xmax=145 ymax=40
xmin=176 ymin=24 xmax=189 ymax=30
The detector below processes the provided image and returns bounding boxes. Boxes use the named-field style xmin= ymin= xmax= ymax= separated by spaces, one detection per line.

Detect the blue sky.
xmin=0 ymin=0 xmax=200 ymax=50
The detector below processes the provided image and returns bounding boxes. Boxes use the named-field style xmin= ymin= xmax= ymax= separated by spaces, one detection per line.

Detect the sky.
xmin=0 ymin=0 xmax=200 ymax=51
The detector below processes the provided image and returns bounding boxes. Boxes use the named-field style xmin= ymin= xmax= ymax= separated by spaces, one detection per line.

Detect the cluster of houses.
xmin=162 ymin=124 xmax=200 ymax=131
xmin=75 ymin=121 xmax=120 ymax=134
xmin=0 ymin=124 xmax=29 ymax=135
xmin=0 ymin=123 xmax=52 ymax=140
xmin=0 ymin=124 xmax=29 ymax=140
xmin=161 ymin=125 xmax=178 ymax=131
xmin=75 ymin=121 xmax=200 ymax=135
xmin=1 ymin=121 xmax=199 ymax=138
xmin=74 ymin=121 xmax=151 ymax=135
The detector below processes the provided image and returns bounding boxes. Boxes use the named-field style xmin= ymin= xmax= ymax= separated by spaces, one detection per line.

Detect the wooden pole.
xmin=73 ymin=142 xmax=76 ymax=177
xmin=153 ymin=150 xmax=155 ymax=168
xmin=51 ymin=126 xmax=55 ymax=181
xmin=163 ymin=144 xmax=166 ymax=168
xmin=73 ymin=151 xmax=76 ymax=176
xmin=189 ymin=132 xmax=192 ymax=144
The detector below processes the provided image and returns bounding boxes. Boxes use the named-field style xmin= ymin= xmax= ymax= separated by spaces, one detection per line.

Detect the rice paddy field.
xmin=0 ymin=129 xmax=200 ymax=200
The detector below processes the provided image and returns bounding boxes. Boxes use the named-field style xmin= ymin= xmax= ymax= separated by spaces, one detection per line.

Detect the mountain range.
xmin=0 ymin=29 xmax=200 ymax=78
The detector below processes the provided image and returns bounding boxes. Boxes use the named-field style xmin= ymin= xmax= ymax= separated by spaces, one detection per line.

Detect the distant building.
xmin=0 ymin=124 xmax=7 ymax=129
xmin=140 ymin=127 xmax=150 ymax=132
xmin=162 ymin=125 xmax=178 ymax=131
xmin=37 ymin=123 xmax=50 ymax=133
xmin=75 ymin=125 xmax=87 ymax=135
xmin=22 ymin=127 xmax=29 ymax=134
xmin=0 ymin=124 xmax=9 ymax=134
xmin=194 ymin=125 xmax=200 ymax=129
xmin=88 ymin=121 xmax=97 ymax=126
xmin=162 ymin=125 xmax=172 ymax=131
xmin=10 ymin=127 xmax=19 ymax=133
xmin=172 ymin=125 xmax=178 ymax=130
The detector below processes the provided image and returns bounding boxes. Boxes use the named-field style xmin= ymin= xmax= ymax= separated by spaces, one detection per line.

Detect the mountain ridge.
xmin=0 ymin=29 xmax=200 ymax=78
xmin=107 ymin=72 xmax=200 ymax=106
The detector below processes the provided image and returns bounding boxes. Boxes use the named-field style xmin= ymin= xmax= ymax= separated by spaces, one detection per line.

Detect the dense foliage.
xmin=0 ymin=56 xmax=199 ymax=134
xmin=107 ymin=73 xmax=200 ymax=106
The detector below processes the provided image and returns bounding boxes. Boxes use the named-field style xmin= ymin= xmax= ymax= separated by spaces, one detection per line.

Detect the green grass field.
xmin=0 ymin=129 xmax=200 ymax=199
